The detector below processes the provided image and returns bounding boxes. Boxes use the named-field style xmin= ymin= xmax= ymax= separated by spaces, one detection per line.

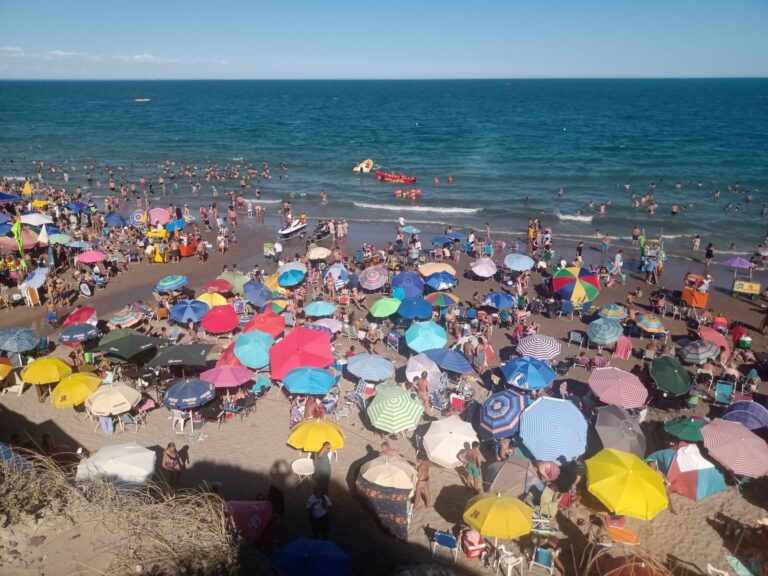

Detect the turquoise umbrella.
xmin=233 ymin=331 xmax=275 ymax=369
xmin=587 ymin=318 xmax=624 ymax=346
xmin=156 ymin=274 xmax=188 ymax=292
xmin=405 ymin=321 xmax=447 ymax=353
xmin=278 ymin=269 xmax=305 ymax=287
xmin=304 ymin=301 xmax=337 ymax=317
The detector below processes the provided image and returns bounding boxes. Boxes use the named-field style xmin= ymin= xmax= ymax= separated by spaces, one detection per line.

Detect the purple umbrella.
xmin=722 ymin=401 xmax=768 ymax=437
xmin=724 ymin=256 xmax=754 ymax=269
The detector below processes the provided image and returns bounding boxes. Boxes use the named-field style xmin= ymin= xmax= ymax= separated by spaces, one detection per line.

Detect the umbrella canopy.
xmin=650 ymin=356 xmax=690 ymax=396
xmin=360 ymin=455 xmax=416 ymax=490
xmin=21 ymin=357 xmax=72 ymax=385
xmin=50 ymin=373 xmax=102 ymax=408
xmin=0 ymin=359 xmax=12 ymax=381
xmin=520 ymin=397 xmax=587 ymax=462
xmin=272 ymin=538 xmax=351 ymax=576
xmin=310 ymin=318 xmax=343 ymax=333
xmin=586 ymin=448 xmax=668 ymax=520
xmin=470 ymin=257 xmax=498 ymax=278
xmin=424 ymin=348 xmax=472 ymax=373
xmin=484 ymin=291 xmax=516 ymax=309
xmin=370 ymin=297 xmax=401 ymax=318
xmin=699 ymin=326 xmax=731 ymax=354
xmin=405 ymin=321 xmax=447 ymax=353
xmin=243 ymin=280 xmax=273 ymax=307
xmin=20 ymin=212 xmax=53 ymax=226
xmin=701 ymin=419 xmax=768 ymax=478
xmin=552 ymin=266 xmax=600 ymax=303
xmin=96 ymin=331 xmax=165 ymax=360
xmin=307 ymin=246 xmax=332 ymax=260
xmin=278 ymin=268 xmax=305 ymax=287
xmin=419 ymin=262 xmax=456 ymax=277
xmin=86 ymin=384 xmax=142 ymax=416
xmin=155 ymin=274 xmax=188 ymax=293
xmin=359 ymin=266 xmax=388 ymax=291
xmin=234 ymin=330 xmax=275 ymax=369
xmin=724 ymin=256 xmax=754 ymax=269
xmin=478 ymin=389 xmax=527 ymax=439
xmin=598 ymin=303 xmax=628 ymax=320
xmin=679 ymin=340 xmax=720 ymax=364
xmin=201 ymin=305 xmax=239 ymax=334
xmin=588 ymin=367 xmax=648 ymax=410
xmin=218 ymin=271 xmax=249 ymax=295
xmin=463 ymin=493 xmax=533 ymax=540
xmin=0 ymin=327 xmax=39 ymax=353
xmin=104 ymin=212 xmax=126 ymax=227
xmin=432 ymin=235 xmax=454 ymax=246
xmin=504 ymin=253 xmax=535 ymax=272
xmin=647 ymin=444 xmax=727 ymax=502
xmin=216 ymin=341 xmax=244 ymax=368
xmin=48 ymin=233 xmax=72 ymax=245
xmin=346 ymin=353 xmax=395 ymax=382
xmin=664 ymin=417 xmax=707 ymax=442
xmin=304 ymin=300 xmax=337 ymax=317
xmin=149 ymin=207 xmax=170 ymax=225
xmin=76 ymin=443 xmax=156 ymax=487
xmin=283 ymin=367 xmax=336 ymax=395
xmin=58 ymin=322 xmax=100 ymax=344
xmin=170 ymin=299 xmax=210 ymax=323
xmin=287 ymin=418 xmax=345 ymax=451
xmin=636 ymin=313 xmax=665 ymax=334
xmin=397 ymin=297 xmax=433 ymax=320
xmin=163 ymin=378 xmax=216 ymax=410
xmin=77 ymin=250 xmax=106 ymax=264
xmin=406 ymin=353 xmax=442 ymax=392
xmin=148 ymin=344 xmax=212 ymax=368
xmin=0 ymin=229 xmax=38 ymax=250
xmin=596 ymin=405 xmax=646 ymax=457
xmin=200 ymin=365 xmax=254 ymax=389
xmin=587 ymin=318 xmax=624 ymax=346
xmin=502 ymin=356 xmax=556 ymax=391
xmin=269 ymin=327 xmax=333 ymax=381
xmin=399 ymin=225 xmax=421 ymax=234
xmin=423 ymin=416 xmax=478 ymax=467
xmin=22 ymin=266 xmax=49 ymax=290
xmin=516 ymin=334 xmax=561 ymax=360
xmin=165 ymin=219 xmax=186 ymax=232
xmin=424 ymin=291 xmax=460 ymax=307
xmin=62 ymin=306 xmax=97 ymax=327
xmin=201 ymin=278 xmax=232 ymax=293
xmin=486 ymin=455 xmax=543 ymax=496
xmin=722 ymin=401 xmax=768 ymax=434
xmin=367 ymin=383 xmax=424 ymax=434
xmin=424 ymin=272 xmax=457 ymax=291
xmin=277 ymin=261 xmax=308 ymax=276
xmin=391 ymin=271 xmax=424 ymax=298
xmin=109 ymin=309 xmax=142 ymax=328
xmin=66 ymin=240 xmax=90 ymax=250
xmin=243 ymin=311 xmax=285 ymax=338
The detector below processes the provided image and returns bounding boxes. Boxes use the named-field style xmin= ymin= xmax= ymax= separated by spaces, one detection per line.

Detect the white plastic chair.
xmin=1 ymin=372 xmax=26 ymax=396
xmin=172 ymin=409 xmax=189 ymax=431
xmin=496 ymin=545 xmax=524 ymax=576
xmin=706 ymin=565 xmax=729 ymax=576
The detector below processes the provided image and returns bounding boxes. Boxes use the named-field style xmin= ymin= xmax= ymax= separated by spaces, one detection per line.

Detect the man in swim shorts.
xmin=463 ymin=441 xmax=484 ymax=493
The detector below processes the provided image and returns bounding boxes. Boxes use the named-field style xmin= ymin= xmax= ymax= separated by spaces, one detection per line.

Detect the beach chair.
xmin=568 ymin=331 xmax=584 ymax=348
xmin=117 ymin=412 xmax=144 ymax=433
xmin=495 ymin=545 xmax=524 ymax=576
xmin=168 ymin=325 xmax=181 ymax=344
xmin=1 ymin=372 xmax=26 ymax=396
xmin=529 ymin=547 xmax=557 ymax=576
xmin=713 ymin=381 xmax=734 ymax=406
xmin=606 ymin=525 xmax=640 ymax=546
xmin=557 ymin=301 xmax=574 ymax=320
xmin=430 ymin=530 xmax=458 ymax=562
xmin=233 ymin=298 xmax=248 ymax=316
xmin=24 ymin=287 xmax=41 ymax=307
xmin=429 ymin=391 xmax=448 ymax=415
xmin=386 ymin=330 xmax=401 ymax=352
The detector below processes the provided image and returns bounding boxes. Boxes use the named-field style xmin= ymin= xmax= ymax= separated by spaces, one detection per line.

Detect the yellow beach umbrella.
xmin=419 ymin=262 xmax=457 ymax=277
xmin=0 ymin=360 xmax=13 ymax=381
xmin=146 ymin=228 xmax=168 ymax=239
xmin=51 ymin=373 xmax=102 ymax=408
xmin=586 ymin=448 xmax=668 ymax=520
xmin=287 ymin=418 xmax=345 ymax=452
xmin=463 ymin=492 xmax=533 ymax=540
xmin=31 ymin=200 xmax=50 ymax=208
xmin=21 ymin=181 xmax=33 ymax=196
xmin=196 ymin=292 xmax=227 ymax=307
xmin=263 ymin=274 xmax=285 ymax=295
xmin=21 ymin=357 xmax=72 ymax=385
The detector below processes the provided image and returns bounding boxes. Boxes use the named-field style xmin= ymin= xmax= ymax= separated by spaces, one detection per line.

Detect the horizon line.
xmin=1 ymin=75 xmax=767 ymax=82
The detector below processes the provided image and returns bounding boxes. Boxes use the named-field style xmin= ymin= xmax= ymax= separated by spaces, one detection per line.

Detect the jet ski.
xmin=278 ymin=219 xmax=307 ymax=240
xmin=311 ymin=220 xmax=332 ymax=242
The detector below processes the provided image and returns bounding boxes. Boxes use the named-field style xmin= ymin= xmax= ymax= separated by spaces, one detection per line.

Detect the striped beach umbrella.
xmin=391 ymin=271 xmax=424 ymax=299
xmin=170 ymin=299 xmax=209 ymax=323
xmin=636 ymin=313 xmax=665 ymax=334
xmin=699 ymin=326 xmax=730 ymax=353
xmin=424 ymin=272 xmax=457 ymax=291
xmin=149 ymin=207 xmax=170 ymax=225
xmin=502 ymin=356 xmax=556 ymax=391
xmin=110 ymin=309 xmax=142 ymax=328
xmin=22 ymin=267 xmax=49 ymax=290
xmin=701 ymin=419 xmax=768 ymax=478
xmin=516 ymin=334 xmax=561 ymax=360
xmin=282 ymin=367 xmax=335 ymax=395
xmin=163 ymin=378 xmax=215 ymax=410
xmin=234 ymin=330 xmax=275 ymax=369
xmin=359 ymin=266 xmax=388 ymax=291
xmin=398 ymin=297 xmax=433 ymax=320
xmin=587 ymin=318 xmax=624 ymax=346
xmin=425 ymin=292 xmax=460 ymax=308
xmin=483 ymin=291 xmax=516 ymax=309
xmin=367 ymin=384 xmax=424 ymax=434
xmin=370 ymin=297 xmax=401 ymax=318
xmin=346 ymin=353 xmax=395 ymax=382
xmin=503 ymin=253 xmax=535 ymax=272
xmin=520 ymin=397 xmax=587 ymax=462
xmin=304 ymin=300 xmax=337 ymax=317
xmin=598 ymin=303 xmax=628 ymax=320
xmin=0 ymin=327 xmax=39 ymax=353
xmin=650 ymin=356 xmax=690 ymax=396
xmin=58 ymin=322 xmax=100 ymax=344
xmin=156 ymin=274 xmax=188 ymax=293
xmin=405 ymin=321 xmax=447 ymax=353
xmin=679 ymin=340 xmax=720 ymax=365
xmin=552 ymin=266 xmax=600 ymax=303
xmin=478 ymin=389 xmax=527 ymax=439
xmin=129 ymin=209 xmax=145 ymax=228
xmin=424 ymin=348 xmax=473 ymax=373
xmin=588 ymin=367 xmax=648 ymax=410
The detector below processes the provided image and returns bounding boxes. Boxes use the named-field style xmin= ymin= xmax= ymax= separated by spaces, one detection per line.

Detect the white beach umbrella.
xmin=20 ymin=213 xmax=53 ymax=226
xmin=470 ymin=257 xmax=497 ymax=278
xmin=75 ymin=442 xmax=156 ymax=486
xmin=406 ymin=353 xmax=442 ymax=393
xmin=423 ymin=416 xmax=478 ymax=468
xmin=85 ymin=384 xmax=142 ymax=416
xmin=360 ymin=456 xmax=417 ymax=490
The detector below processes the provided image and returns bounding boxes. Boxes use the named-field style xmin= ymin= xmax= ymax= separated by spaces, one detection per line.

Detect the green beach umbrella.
xmin=650 ymin=356 xmax=690 ymax=397
xmin=367 ymin=383 xmax=424 ymax=434
xmin=147 ymin=344 xmax=213 ymax=368
xmin=48 ymin=233 xmax=72 ymax=245
xmin=664 ymin=417 xmax=706 ymax=442
xmin=370 ymin=297 xmax=401 ymax=318
xmin=586 ymin=318 xmax=624 ymax=346
xmin=96 ymin=331 xmax=166 ymax=360
xmin=218 ymin=270 xmax=249 ymax=295
xmin=424 ymin=292 xmax=460 ymax=308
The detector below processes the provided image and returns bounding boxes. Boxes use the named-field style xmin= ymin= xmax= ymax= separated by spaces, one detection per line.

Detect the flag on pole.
xmin=11 ymin=218 xmax=27 ymax=269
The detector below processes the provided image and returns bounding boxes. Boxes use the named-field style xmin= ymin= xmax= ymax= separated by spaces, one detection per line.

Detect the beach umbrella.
xmin=0 ymin=327 xmax=39 ymax=353
xmin=596 ymin=405 xmax=646 ymax=457
xmin=269 ymin=327 xmax=333 ymax=381
xmin=587 ymin=318 xmax=624 ymax=346
xmin=424 ymin=348 xmax=472 ymax=373
xmin=278 ymin=268 xmax=305 ymax=287
xmin=20 ymin=212 xmax=52 ymax=226
xmin=399 ymin=225 xmax=421 ymax=234
xmin=503 ymin=253 xmax=535 ymax=272
xmin=76 ymin=443 xmax=156 ymax=487
xmin=0 ymin=442 xmax=31 ymax=472
xmin=0 ymin=231 xmax=35 ymax=251
xmin=243 ymin=312 xmax=285 ymax=338
xmin=21 ymin=357 xmax=72 ymax=385
xmin=552 ymin=266 xmax=600 ymax=303
xmin=218 ymin=270 xmax=248 ymax=295
xmin=86 ymin=384 xmax=142 ymax=416
xmin=346 ymin=353 xmax=395 ymax=382
xmin=65 ymin=201 xmax=85 ymax=213
xmin=20 ymin=266 xmax=49 ymax=290
xmin=424 ymin=291 xmax=460 ymax=308
xmin=391 ymin=271 xmax=424 ymax=299
xmin=649 ymin=356 xmax=690 ymax=397
xmin=586 ymin=448 xmax=668 ymax=520
xmin=359 ymin=265 xmax=388 ymax=291
xmin=77 ymin=250 xmax=106 ymax=264
xmin=701 ymin=419 xmax=768 ymax=478
xmin=155 ymin=274 xmax=188 ymax=293
xmin=423 ymin=416 xmax=478 ymax=467
xmin=50 ymin=373 xmax=102 ymax=408
xmin=431 ymin=235 xmax=454 ymax=246
xmin=62 ymin=307 xmax=97 ymax=327
xmin=462 ymin=493 xmax=533 ymax=540
xmin=263 ymin=298 xmax=290 ymax=314
xmin=486 ymin=455 xmax=543 ymax=496
xmin=424 ymin=272 xmax=457 ymax=291
xmin=58 ymin=322 xmax=99 ymax=344
xmin=277 ymin=261 xmax=308 ymax=276
xmin=304 ymin=300 xmax=337 ymax=317
xmin=419 ymin=262 xmax=456 ymax=277
xmin=397 ymin=297 xmax=433 ymax=320
xmin=0 ymin=359 xmax=12 ymax=381
xmin=104 ymin=213 xmax=126 ymax=227
xmin=163 ymin=378 xmax=215 ymax=410
xmin=405 ymin=321 xmax=447 ymax=353
xmin=195 ymin=292 xmax=227 ymax=308
xmin=287 ymin=418 xmax=345 ymax=452
xmin=201 ymin=305 xmax=239 ymax=334
xmin=369 ymin=297 xmax=401 ymax=318
xmin=679 ymin=340 xmax=720 ymax=365
xmin=243 ymin=280 xmax=273 ymax=307
xmin=201 ymin=278 xmax=232 ymax=293
xmin=48 ymin=233 xmax=71 ymax=245
xmin=165 ymin=219 xmax=186 ymax=232
xmin=516 ymin=334 xmax=561 ymax=360
xmin=307 ymin=246 xmax=331 ymax=260
xmin=170 ymin=299 xmax=209 ymax=323
xmin=520 ymin=397 xmax=587 ymax=462
xmin=66 ymin=240 xmax=90 ymax=250
xmin=406 ymin=353 xmax=442 ymax=392
xmin=200 ymin=365 xmax=254 ymax=389
xmin=698 ymin=326 xmax=730 ymax=354
xmin=724 ymin=256 xmax=754 ymax=269
xmin=149 ymin=208 xmax=170 ymax=225
xmin=478 ymin=389 xmax=527 ymax=439
xmin=588 ymin=367 xmax=648 ymax=410
xmin=722 ymin=401 xmax=768 ymax=435
xmin=96 ymin=331 xmax=165 ymax=360
xmin=148 ymin=344 xmax=212 ymax=368
xmin=483 ymin=291 xmax=516 ymax=309
xmin=282 ymin=367 xmax=336 ymax=395
xmin=234 ymin=330 xmax=275 ymax=369
xmin=501 ymin=356 xmax=556 ymax=391
xmin=367 ymin=383 xmax=424 ymax=434
xmin=272 ymin=538 xmax=351 ymax=576
xmin=129 ymin=209 xmax=145 ymax=228
xmin=310 ymin=318 xmax=343 ymax=333
xmin=109 ymin=309 xmax=142 ymax=328
xmin=598 ymin=304 xmax=628 ymax=320
xmin=636 ymin=313 xmax=665 ymax=334
xmin=664 ymin=417 xmax=707 ymax=442
xmin=324 ymin=263 xmax=349 ymax=289
xmin=470 ymin=257 xmax=497 ymax=278
xmin=647 ymin=444 xmax=727 ymax=502
xmin=360 ymin=455 xmax=417 ymax=490
xmin=216 ymin=341 xmax=244 ymax=368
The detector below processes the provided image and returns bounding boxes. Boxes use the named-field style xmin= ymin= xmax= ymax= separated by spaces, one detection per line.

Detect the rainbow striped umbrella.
xmin=424 ymin=292 xmax=460 ymax=308
xmin=552 ymin=266 xmax=600 ymax=303
xmin=478 ymin=389 xmax=527 ymax=439
xmin=598 ymin=304 xmax=628 ymax=320
xmin=637 ymin=313 xmax=665 ymax=334
xmin=679 ymin=340 xmax=720 ymax=365
xmin=359 ymin=266 xmax=388 ymax=291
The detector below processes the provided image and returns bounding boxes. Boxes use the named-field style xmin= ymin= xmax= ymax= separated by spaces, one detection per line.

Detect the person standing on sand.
xmin=413 ymin=454 xmax=431 ymax=510
xmin=416 ymin=372 xmax=430 ymax=415
xmin=306 ymin=487 xmax=331 ymax=539
xmin=313 ymin=441 xmax=332 ymax=494
xmin=162 ymin=442 xmax=183 ymax=488
xmin=462 ymin=441 xmax=484 ymax=493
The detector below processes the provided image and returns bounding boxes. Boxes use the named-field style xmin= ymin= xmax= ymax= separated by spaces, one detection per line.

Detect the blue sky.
xmin=1 ymin=0 xmax=766 ymax=79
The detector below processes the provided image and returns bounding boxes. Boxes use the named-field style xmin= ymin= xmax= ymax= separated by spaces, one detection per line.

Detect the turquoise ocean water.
xmin=0 ymin=79 xmax=766 ymax=253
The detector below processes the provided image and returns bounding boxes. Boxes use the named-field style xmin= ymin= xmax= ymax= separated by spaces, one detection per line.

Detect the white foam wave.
xmin=353 ymin=202 xmax=481 ymax=214
xmin=253 ymin=199 xmax=280 ymax=204
xmin=556 ymin=212 xmax=593 ymax=223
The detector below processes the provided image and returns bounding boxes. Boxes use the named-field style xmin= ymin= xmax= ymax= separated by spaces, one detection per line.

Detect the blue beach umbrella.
xmin=272 ymin=538 xmax=351 ymax=576
xmin=397 ymin=297 xmax=433 ymax=320
xmin=0 ymin=327 xmax=39 ymax=353
xmin=447 ymin=232 xmax=466 ymax=241
xmin=23 ymin=267 xmax=49 ymax=290
xmin=424 ymin=348 xmax=472 ymax=373
xmin=283 ymin=367 xmax=336 ymax=395
xmin=163 ymin=378 xmax=216 ymax=410
xmin=66 ymin=240 xmax=90 ymax=250
xmin=324 ymin=263 xmax=349 ymax=289
xmin=405 ymin=321 xmax=447 ymax=353
xmin=278 ymin=268 xmax=306 ymax=287
xmin=520 ymin=397 xmax=588 ymax=462
xmin=155 ymin=274 xmax=188 ymax=293
xmin=479 ymin=390 xmax=527 ymax=439
xmin=504 ymin=253 xmax=535 ymax=272
xmin=424 ymin=271 xmax=457 ymax=291
xmin=346 ymin=353 xmax=395 ymax=382
xmin=431 ymin=235 xmax=454 ymax=246
xmin=243 ymin=280 xmax=273 ymax=307
xmin=58 ymin=322 xmax=100 ymax=344
xmin=502 ymin=356 xmax=556 ymax=390
xmin=170 ymin=299 xmax=210 ymax=324
xmin=392 ymin=272 xmax=424 ymax=299
xmin=483 ymin=291 xmax=516 ymax=309
xmin=233 ymin=331 xmax=275 ymax=369
xmin=399 ymin=225 xmax=421 ymax=234
xmin=0 ymin=213 xmax=11 ymax=223
xmin=587 ymin=318 xmax=624 ymax=346
xmin=304 ymin=300 xmax=337 ymax=317
xmin=165 ymin=219 xmax=186 ymax=232
xmin=598 ymin=304 xmax=628 ymax=320
xmin=0 ymin=223 xmax=11 ymax=235
xmin=65 ymin=202 xmax=84 ymax=213
xmin=104 ymin=213 xmax=126 ymax=227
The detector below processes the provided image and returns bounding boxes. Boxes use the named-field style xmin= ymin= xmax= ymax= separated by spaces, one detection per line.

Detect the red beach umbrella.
xmin=200 ymin=305 xmax=239 ymax=334
xmin=698 ymin=326 xmax=730 ymax=355
xmin=243 ymin=311 xmax=285 ymax=338
xmin=217 ymin=341 xmax=244 ymax=368
xmin=61 ymin=306 xmax=98 ymax=327
xmin=201 ymin=279 xmax=232 ymax=293
xmin=269 ymin=327 xmax=333 ymax=381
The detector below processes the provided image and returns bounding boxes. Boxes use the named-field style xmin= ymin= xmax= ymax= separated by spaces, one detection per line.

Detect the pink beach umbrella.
xmin=470 ymin=257 xmax=498 ymax=278
xmin=149 ymin=208 xmax=170 ymax=225
xmin=200 ymin=366 xmax=254 ymax=388
xmin=77 ymin=250 xmax=107 ymax=264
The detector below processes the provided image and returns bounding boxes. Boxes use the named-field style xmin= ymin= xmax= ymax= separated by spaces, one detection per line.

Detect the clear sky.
xmin=1 ymin=0 xmax=766 ymax=79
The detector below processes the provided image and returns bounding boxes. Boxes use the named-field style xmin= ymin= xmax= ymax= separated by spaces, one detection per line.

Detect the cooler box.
xmin=450 ymin=393 xmax=466 ymax=413
xmin=461 ymin=530 xmax=485 ymax=559
xmin=739 ymin=336 xmax=752 ymax=350
xmin=364 ymin=383 xmax=376 ymax=396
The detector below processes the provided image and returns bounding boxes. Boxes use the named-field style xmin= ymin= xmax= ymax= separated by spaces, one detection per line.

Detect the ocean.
xmin=0 ymin=79 xmax=767 ymax=254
